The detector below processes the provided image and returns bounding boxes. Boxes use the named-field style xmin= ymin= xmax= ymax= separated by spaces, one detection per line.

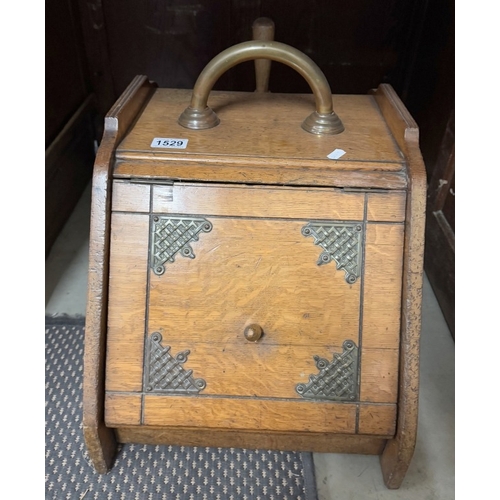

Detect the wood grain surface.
xmin=86 ymin=80 xmax=425 ymax=490
xmin=115 ymin=426 xmax=388 ymax=455
xmin=104 ymin=183 xmax=404 ymax=438
xmin=105 ymin=394 xmax=396 ymax=438
xmin=362 ymin=223 xmax=404 ymax=349
xmin=142 ymin=396 xmax=357 ymax=433
xmin=111 ymin=180 xmax=406 ymax=222
xmin=105 ymin=393 xmax=142 ymax=426
xmin=373 ymin=84 xmax=426 ymax=489
xmin=147 ymin=216 xmax=361 ymax=348
xmin=84 ymin=75 xmax=156 ymax=473
xmin=106 ymin=212 xmax=149 ymax=392
xmin=358 ymin=405 xmax=397 ymax=436
xmin=114 ymin=159 xmax=408 ymax=190
xmin=366 ymin=192 xmax=406 ymax=222
xmin=116 ymin=90 xmax=404 ymax=168
xmin=113 ymin=87 xmax=409 ymax=188
xmin=111 ymin=182 xmax=151 ymax=212
xmin=152 ymin=183 xmax=365 ymax=220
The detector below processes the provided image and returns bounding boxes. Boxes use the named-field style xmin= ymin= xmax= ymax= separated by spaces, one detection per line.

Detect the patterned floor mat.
xmin=45 ymin=321 xmax=318 ymax=500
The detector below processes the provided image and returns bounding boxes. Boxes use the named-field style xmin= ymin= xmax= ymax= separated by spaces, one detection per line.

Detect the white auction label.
xmin=327 ymin=148 xmax=346 ymax=160
xmin=151 ymin=138 xmax=188 ymax=149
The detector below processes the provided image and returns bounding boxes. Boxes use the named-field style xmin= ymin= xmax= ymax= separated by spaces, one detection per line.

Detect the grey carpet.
xmin=45 ymin=320 xmax=318 ymax=500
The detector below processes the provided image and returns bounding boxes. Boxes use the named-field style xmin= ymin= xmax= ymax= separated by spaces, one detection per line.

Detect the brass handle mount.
xmin=178 ymin=40 xmax=344 ymax=135
xmin=244 ymin=324 xmax=264 ymax=342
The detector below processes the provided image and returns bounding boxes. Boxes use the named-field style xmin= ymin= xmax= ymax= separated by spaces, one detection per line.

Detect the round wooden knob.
xmin=244 ymin=324 xmax=263 ymax=342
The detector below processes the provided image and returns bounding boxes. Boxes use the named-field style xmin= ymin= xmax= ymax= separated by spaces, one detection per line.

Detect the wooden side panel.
xmin=106 ymin=213 xmax=149 ymax=391
xmin=373 ymin=84 xmax=427 ymax=489
xmin=84 ymin=75 xmax=157 ymax=473
xmin=143 ymin=397 xmax=357 ymax=434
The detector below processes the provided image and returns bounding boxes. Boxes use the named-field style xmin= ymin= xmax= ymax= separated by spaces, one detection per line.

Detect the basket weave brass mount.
xmin=178 ymin=41 xmax=344 ymax=135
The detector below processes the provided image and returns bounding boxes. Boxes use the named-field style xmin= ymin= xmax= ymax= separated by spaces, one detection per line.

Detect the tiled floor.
xmin=45 ymin=183 xmax=455 ymax=499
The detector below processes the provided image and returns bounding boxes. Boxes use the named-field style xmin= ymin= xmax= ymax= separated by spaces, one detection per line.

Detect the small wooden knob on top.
xmin=244 ymin=324 xmax=264 ymax=342
xmin=252 ymin=17 xmax=275 ymax=92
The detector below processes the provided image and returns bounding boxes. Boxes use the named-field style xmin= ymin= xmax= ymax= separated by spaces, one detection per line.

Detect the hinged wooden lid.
xmin=114 ymin=86 xmax=407 ymax=188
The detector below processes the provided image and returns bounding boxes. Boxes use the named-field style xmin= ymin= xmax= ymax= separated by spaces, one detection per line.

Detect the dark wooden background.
xmin=46 ymin=0 xmax=454 ymax=336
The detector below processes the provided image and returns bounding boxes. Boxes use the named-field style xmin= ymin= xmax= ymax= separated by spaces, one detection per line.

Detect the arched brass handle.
xmin=178 ymin=40 xmax=344 ymax=135
xmin=244 ymin=324 xmax=264 ymax=342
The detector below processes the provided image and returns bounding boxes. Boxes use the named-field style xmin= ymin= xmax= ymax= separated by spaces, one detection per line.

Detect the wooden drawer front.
xmin=105 ymin=181 xmax=405 ymax=437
